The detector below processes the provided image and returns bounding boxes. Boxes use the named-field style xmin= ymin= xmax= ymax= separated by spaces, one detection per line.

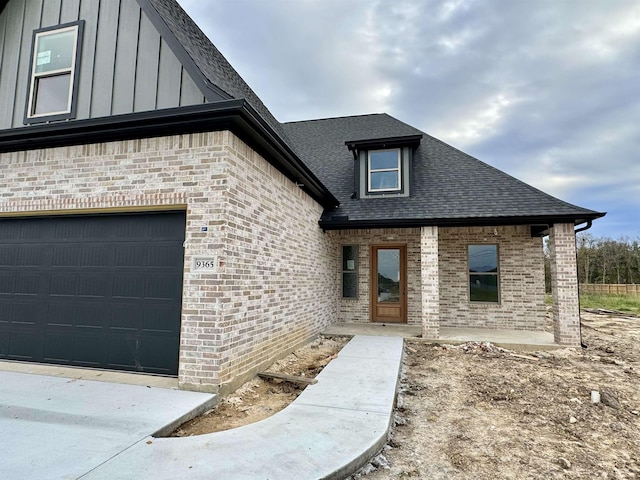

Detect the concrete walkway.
xmin=0 ymin=372 xmax=216 ymax=480
xmin=324 ymin=323 xmax=557 ymax=350
xmin=82 ymin=335 xmax=404 ymax=480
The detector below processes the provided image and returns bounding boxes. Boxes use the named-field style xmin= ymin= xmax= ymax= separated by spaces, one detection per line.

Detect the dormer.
xmin=345 ymin=135 xmax=421 ymax=199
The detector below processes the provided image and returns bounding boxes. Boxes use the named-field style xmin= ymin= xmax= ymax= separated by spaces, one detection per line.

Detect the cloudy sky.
xmin=178 ymin=0 xmax=639 ymax=239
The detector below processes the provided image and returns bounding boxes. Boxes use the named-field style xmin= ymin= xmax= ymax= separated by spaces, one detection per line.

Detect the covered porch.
xmin=333 ymin=223 xmax=580 ymax=347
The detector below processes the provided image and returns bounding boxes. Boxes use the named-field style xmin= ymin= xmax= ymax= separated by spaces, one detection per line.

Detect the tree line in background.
xmin=575 ymin=234 xmax=640 ymax=285
xmin=545 ymin=234 xmax=640 ymax=289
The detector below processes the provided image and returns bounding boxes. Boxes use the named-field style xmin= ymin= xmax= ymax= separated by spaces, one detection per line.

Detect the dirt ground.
xmin=171 ymin=336 xmax=347 ymax=436
xmin=171 ymin=312 xmax=639 ymax=479
xmin=357 ymin=311 xmax=640 ymax=479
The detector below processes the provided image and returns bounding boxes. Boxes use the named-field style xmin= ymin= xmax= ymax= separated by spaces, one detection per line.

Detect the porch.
xmin=333 ymin=223 xmax=581 ymax=347
xmin=323 ymin=323 xmax=558 ymax=351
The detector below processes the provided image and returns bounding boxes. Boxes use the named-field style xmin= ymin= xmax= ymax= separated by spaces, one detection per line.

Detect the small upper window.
xmin=368 ymin=149 xmax=401 ymax=193
xmin=25 ymin=22 xmax=84 ymax=122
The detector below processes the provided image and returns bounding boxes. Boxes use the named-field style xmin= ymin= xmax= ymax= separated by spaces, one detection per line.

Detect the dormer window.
xmin=346 ymin=135 xmax=421 ymax=199
xmin=368 ymin=149 xmax=401 ymax=192
xmin=25 ymin=21 xmax=84 ymax=123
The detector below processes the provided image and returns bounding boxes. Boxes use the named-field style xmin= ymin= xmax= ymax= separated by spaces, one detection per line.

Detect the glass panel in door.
xmin=377 ymin=249 xmax=400 ymax=303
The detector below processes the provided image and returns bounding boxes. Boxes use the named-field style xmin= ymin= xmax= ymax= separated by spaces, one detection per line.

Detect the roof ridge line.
xmin=283 ymin=113 xmax=387 ymax=124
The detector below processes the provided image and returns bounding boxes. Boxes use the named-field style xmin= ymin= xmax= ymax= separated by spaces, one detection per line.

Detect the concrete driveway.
xmin=0 ymin=370 xmax=216 ymax=480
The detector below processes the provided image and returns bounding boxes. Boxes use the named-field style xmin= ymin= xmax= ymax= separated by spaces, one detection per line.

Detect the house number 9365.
xmin=193 ymin=257 xmax=216 ymax=271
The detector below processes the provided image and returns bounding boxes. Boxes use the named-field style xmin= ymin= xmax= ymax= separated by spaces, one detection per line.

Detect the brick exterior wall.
xmin=331 ymin=228 xmax=422 ymax=325
xmin=213 ymin=135 xmax=338 ymax=391
xmin=0 ymin=131 xmax=338 ymax=393
xmin=549 ymin=223 xmax=580 ymax=345
xmin=333 ymin=225 xmax=546 ymax=332
xmin=438 ymin=225 xmax=546 ymax=330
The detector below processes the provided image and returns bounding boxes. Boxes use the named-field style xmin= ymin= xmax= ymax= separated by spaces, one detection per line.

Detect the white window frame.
xmin=367 ymin=148 xmax=402 ymax=193
xmin=26 ymin=23 xmax=81 ymax=120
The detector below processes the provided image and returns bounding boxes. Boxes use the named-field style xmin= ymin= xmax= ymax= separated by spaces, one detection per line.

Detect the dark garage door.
xmin=0 ymin=212 xmax=185 ymax=375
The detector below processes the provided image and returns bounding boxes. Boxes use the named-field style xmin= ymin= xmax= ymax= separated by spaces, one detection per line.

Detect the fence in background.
xmin=580 ymin=284 xmax=640 ymax=296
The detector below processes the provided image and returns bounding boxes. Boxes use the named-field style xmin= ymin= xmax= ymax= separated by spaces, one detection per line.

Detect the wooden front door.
xmin=371 ymin=245 xmax=407 ymax=323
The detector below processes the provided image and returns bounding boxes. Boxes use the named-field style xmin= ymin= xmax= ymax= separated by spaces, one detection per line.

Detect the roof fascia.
xmin=136 ymin=0 xmax=231 ymax=103
xmin=240 ymin=101 xmax=339 ymax=209
xmin=0 ymin=101 xmax=339 ymax=209
xmin=319 ymin=213 xmax=606 ymax=231
xmin=345 ymin=134 xmax=422 ymax=151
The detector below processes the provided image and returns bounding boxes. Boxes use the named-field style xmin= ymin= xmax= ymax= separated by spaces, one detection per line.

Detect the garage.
xmin=0 ymin=211 xmax=185 ymax=375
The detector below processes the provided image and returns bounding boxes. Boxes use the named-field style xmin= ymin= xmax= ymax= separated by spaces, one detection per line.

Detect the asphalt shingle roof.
xmin=282 ymin=114 xmax=604 ymax=226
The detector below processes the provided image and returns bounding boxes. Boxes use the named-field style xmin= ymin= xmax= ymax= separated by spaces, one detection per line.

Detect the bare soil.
xmin=171 ymin=336 xmax=347 ymax=436
xmin=170 ymin=313 xmax=639 ymax=480
xmin=356 ymin=311 xmax=640 ymax=479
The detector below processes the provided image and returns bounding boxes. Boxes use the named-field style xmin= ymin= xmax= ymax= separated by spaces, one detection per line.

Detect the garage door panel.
xmin=76 ymin=303 xmax=111 ymax=328
xmin=78 ymin=275 xmax=110 ymax=298
xmin=0 ymin=331 xmax=8 ymax=354
xmin=0 ymin=302 xmax=11 ymax=322
xmin=0 ymin=247 xmax=15 ymax=266
xmin=15 ymin=276 xmax=40 ymax=296
xmin=0 ymin=275 xmax=15 ymax=294
xmin=114 ymin=245 xmax=147 ymax=267
xmin=16 ymin=223 xmax=45 ymax=241
xmin=112 ymin=275 xmax=145 ymax=299
xmin=145 ymin=276 xmax=181 ymax=300
xmin=142 ymin=305 xmax=181 ymax=332
xmin=146 ymin=245 xmax=184 ymax=267
xmin=80 ymin=245 xmax=113 ymax=267
xmin=71 ymin=334 xmax=108 ymax=366
xmin=43 ymin=333 xmax=74 ymax=363
xmin=107 ymin=336 xmax=137 ymax=370
xmin=17 ymin=246 xmax=45 ymax=267
xmin=9 ymin=303 xmax=39 ymax=325
xmin=49 ymin=275 xmax=78 ymax=297
xmin=0 ymin=212 xmax=185 ymax=375
xmin=140 ymin=336 xmax=178 ymax=374
xmin=110 ymin=304 xmax=143 ymax=331
xmin=52 ymin=245 xmax=80 ymax=267
xmin=116 ymin=216 xmax=147 ymax=238
xmin=79 ymin=217 xmax=115 ymax=239
xmin=7 ymin=330 xmax=41 ymax=360
xmin=54 ymin=217 xmax=88 ymax=239
xmin=47 ymin=303 xmax=75 ymax=327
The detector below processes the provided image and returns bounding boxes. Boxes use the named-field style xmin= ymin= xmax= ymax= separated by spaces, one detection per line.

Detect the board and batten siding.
xmin=0 ymin=0 xmax=207 ymax=130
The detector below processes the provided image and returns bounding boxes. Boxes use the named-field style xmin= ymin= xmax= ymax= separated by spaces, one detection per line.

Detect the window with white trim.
xmin=367 ymin=149 xmax=401 ymax=193
xmin=26 ymin=22 xmax=83 ymax=122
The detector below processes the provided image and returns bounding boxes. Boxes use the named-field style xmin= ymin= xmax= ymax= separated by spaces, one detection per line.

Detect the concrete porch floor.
xmin=323 ymin=323 xmax=559 ymax=351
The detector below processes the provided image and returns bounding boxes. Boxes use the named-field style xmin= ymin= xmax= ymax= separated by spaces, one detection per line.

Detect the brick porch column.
xmin=549 ymin=223 xmax=580 ymax=346
xmin=421 ymin=226 xmax=439 ymax=338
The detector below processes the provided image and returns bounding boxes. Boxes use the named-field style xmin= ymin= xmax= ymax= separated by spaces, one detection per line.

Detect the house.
xmin=0 ymin=0 xmax=604 ymax=394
